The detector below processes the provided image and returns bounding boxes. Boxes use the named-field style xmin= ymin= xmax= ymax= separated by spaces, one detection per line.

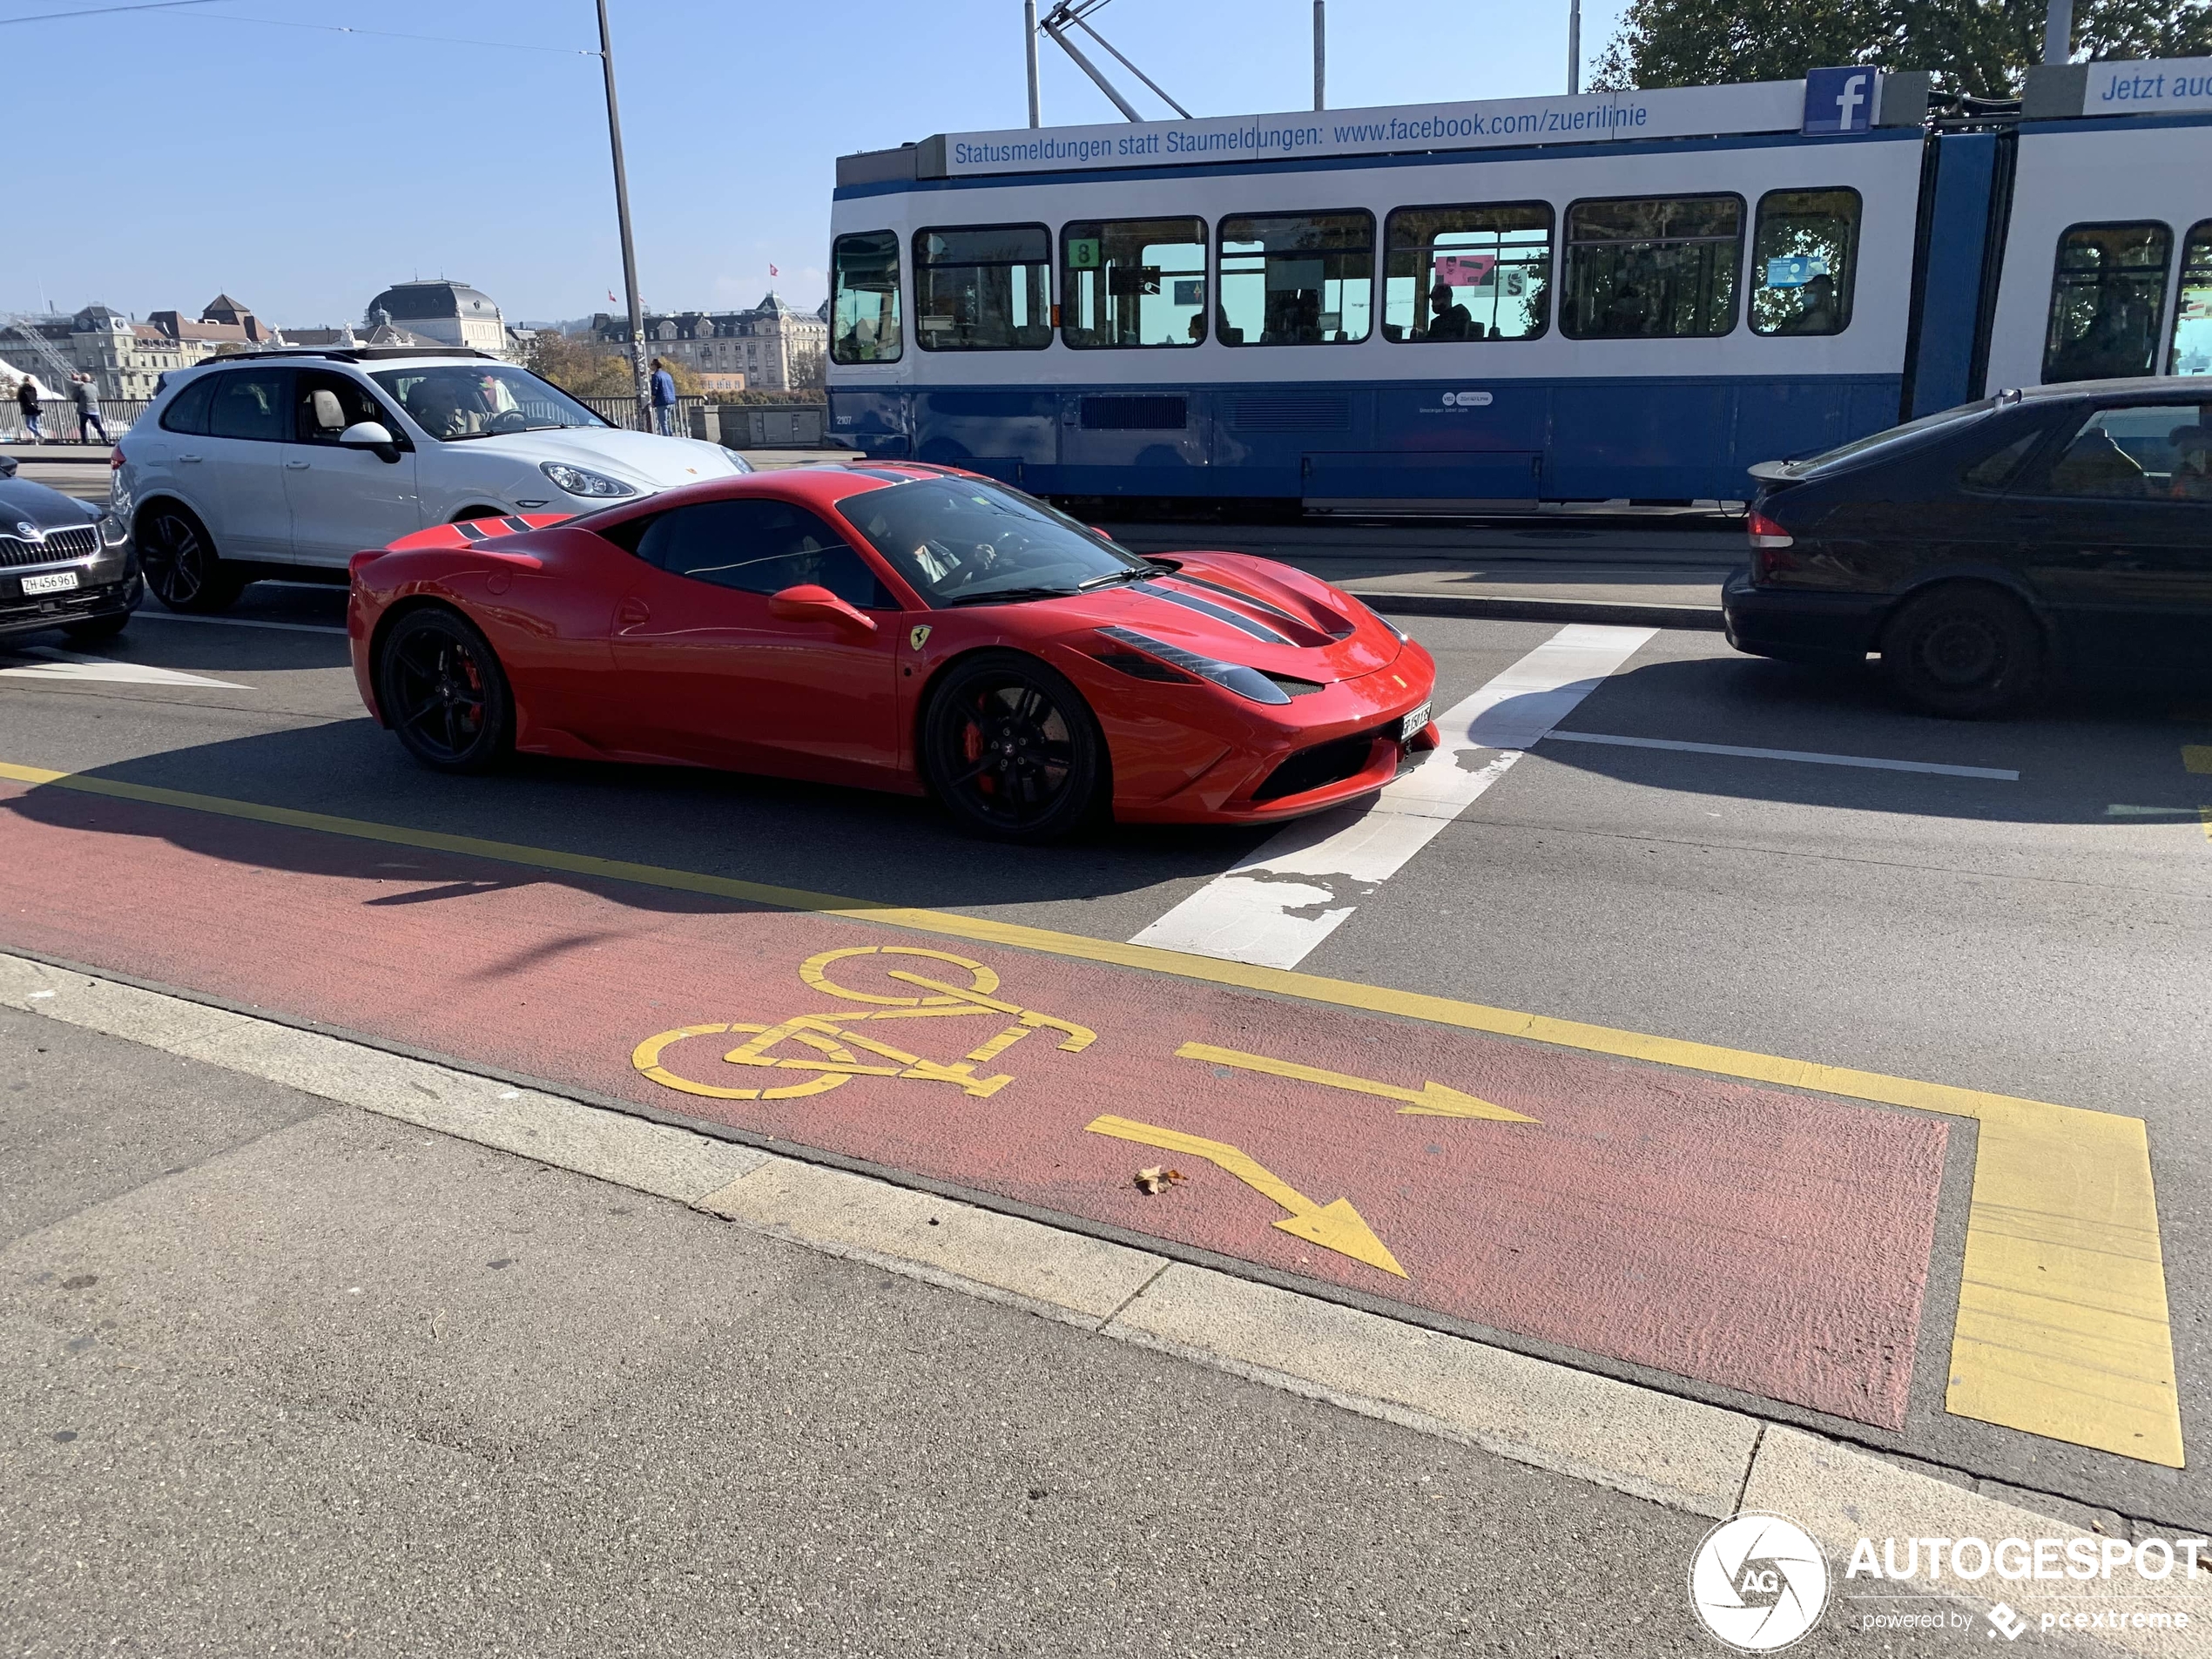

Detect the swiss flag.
xmin=769 ymin=264 xmax=779 ymax=278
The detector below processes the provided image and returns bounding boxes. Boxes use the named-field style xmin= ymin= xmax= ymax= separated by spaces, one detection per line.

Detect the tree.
xmin=1593 ymin=0 xmax=2212 ymax=98
xmin=525 ymin=328 xmax=635 ymax=397
xmin=787 ymin=344 xmax=826 ymax=391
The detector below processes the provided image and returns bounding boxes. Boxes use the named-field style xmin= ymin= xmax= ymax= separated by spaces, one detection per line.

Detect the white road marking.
xmin=0 ymin=646 xmax=247 ymax=689
xmin=1540 ymin=731 xmax=2020 ymax=781
xmin=1130 ymin=624 xmax=1656 ymax=968
xmin=129 ymin=610 xmax=345 ymax=636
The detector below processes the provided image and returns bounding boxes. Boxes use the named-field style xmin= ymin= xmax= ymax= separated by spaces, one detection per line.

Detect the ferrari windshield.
xmin=369 ymin=364 xmax=607 ymax=442
xmin=840 ymin=476 xmax=1147 ymax=605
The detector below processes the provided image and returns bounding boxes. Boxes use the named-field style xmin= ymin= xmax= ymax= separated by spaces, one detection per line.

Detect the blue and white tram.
xmin=826 ymin=63 xmax=2211 ymax=509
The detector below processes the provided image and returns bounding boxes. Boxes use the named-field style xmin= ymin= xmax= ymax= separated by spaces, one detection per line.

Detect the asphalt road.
xmin=2 ymin=580 xmax=2208 ymax=1535
xmin=0 ymin=1004 xmax=1979 ymax=1658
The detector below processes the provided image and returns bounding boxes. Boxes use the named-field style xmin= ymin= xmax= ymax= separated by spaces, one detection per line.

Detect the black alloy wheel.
xmin=922 ymin=652 xmax=1106 ymax=842
xmin=1879 ymin=583 xmax=2046 ymax=718
xmin=377 ymin=608 xmax=514 ymax=774
xmin=138 ymin=504 xmax=243 ymax=613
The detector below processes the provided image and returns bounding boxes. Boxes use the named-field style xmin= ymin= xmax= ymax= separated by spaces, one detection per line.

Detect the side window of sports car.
xmin=635 ymin=499 xmax=897 ymax=609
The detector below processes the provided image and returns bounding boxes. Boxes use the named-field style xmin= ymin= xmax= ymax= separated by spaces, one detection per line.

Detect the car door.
xmin=2006 ymin=398 xmax=2212 ymax=660
xmin=608 ymin=496 xmax=902 ymax=779
xmin=285 ymin=369 xmax=422 ymax=566
xmin=199 ymin=368 xmax=293 ymax=560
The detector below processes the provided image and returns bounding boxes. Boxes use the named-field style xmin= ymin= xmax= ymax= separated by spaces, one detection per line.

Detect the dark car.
xmin=0 ymin=453 xmax=138 ymax=644
xmin=1723 ymin=378 xmax=2212 ymax=716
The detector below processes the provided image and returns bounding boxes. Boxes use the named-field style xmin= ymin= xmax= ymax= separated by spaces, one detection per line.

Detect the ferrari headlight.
xmin=1096 ymin=624 xmax=1291 ymax=706
xmin=539 ymin=461 xmax=637 ymax=499
xmin=97 ymin=512 xmax=129 ymax=547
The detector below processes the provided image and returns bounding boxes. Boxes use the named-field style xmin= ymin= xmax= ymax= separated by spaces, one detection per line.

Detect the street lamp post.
xmin=595 ymin=0 xmax=649 ymax=428
xmin=1313 ymin=0 xmax=1325 ymax=111
xmin=1025 ymin=0 xmax=1042 ymax=127
xmin=1567 ymin=0 xmax=1581 ymax=96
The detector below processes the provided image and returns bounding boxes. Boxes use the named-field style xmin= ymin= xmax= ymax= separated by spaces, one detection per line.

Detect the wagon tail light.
xmin=1747 ymin=510 xmax=1797 ymax=581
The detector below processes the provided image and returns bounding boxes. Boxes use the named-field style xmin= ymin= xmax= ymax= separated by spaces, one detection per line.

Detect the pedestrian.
xmin=71 ymin=374 xmax=110 ymax=445
xmin=15 ymin=375 xmax=42 ymax=444
xmin=650 ymin=357 xmax=677 ymax=437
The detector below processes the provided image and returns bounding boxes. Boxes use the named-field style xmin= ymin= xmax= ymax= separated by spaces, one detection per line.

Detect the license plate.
xmin=1398 ymin=700 xmax=1432 ymax=740
xmin=21 ymin=571 xmax=78 ymax=596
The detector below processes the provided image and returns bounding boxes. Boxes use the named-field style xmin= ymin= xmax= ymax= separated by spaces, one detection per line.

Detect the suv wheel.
xmin=1880 ymin=583 xmax=2045 ymax=718
xmin=138 ymin=504 xmax=244 ymax=613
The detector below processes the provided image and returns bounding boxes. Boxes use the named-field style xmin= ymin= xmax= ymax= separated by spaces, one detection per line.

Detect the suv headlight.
xmin=539 ymin=461 xmax=637 ymax=499
xmin=97 ymin=512 xmax=129 ymax=548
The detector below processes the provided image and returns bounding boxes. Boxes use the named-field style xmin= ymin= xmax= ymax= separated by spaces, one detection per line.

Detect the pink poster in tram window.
xmin=1433 ymin=253 xmax=1497 ymax=287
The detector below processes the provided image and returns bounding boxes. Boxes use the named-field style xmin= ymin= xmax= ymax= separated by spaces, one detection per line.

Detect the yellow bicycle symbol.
xmin=632 ymin=946 xmax=1096 ymax=1103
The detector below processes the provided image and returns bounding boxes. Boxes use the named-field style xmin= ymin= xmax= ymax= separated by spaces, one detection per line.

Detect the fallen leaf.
xmin=1135 ymin=1166 xmax=1190 ymax=1195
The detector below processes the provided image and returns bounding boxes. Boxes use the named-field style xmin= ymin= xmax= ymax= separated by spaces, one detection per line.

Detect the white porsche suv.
xmin=111 ymin=348 xmax=750 ymax=610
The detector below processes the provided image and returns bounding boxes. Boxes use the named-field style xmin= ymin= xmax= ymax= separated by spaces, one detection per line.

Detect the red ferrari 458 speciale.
xmin=347 ymin=464 xmax=1438 ymax=840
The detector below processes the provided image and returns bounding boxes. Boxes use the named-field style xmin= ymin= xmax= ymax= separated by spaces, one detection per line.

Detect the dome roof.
xmin=368 ymin=280 xmax=502 ymax=321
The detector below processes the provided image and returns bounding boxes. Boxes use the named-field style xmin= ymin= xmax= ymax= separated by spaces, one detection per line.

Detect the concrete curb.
xmin=1353 ymin=590 xmax=1726 ymax=631
xmin=4 ymin=948 xmax=2202 ymax=1651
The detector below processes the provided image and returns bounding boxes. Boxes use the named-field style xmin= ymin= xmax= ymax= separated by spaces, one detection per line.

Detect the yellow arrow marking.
xmin=1085 ymin=1114 xmax=1407 ymax=1278
xmin=1176 ymin=1042 xmax=1536 ymax=1123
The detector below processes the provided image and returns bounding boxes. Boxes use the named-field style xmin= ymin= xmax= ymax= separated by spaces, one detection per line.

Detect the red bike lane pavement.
xmin=0 ymin=774 xmax=1948 ymax=1432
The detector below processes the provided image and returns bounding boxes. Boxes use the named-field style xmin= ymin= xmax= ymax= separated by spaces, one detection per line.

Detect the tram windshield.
xmin=832 ymin=231 xmax=903 ymax=365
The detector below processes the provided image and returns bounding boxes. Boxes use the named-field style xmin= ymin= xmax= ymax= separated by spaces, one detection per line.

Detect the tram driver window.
xmin=1750 ymin=188 xmax=1859 ymax=336
xmin=1217 ymin=211 xmax=1372 ymax=346
xmin=2167 ymin=221 xmax=2211 ymax=376
xmin=1561 ymin=195 xmax=1743 ymax=340
xmin=2043 ymin=221 xmax=2171 ymax=383
xmin=914 ymin=224 xmax=1053 ymax=352
xmin=1062 ymin=218 xmax=1206 ymax=347
xmin=1383 ymin=204 xmax=1551 ymax=342
xmin=831 ymin=231 xmax=903 ymax=365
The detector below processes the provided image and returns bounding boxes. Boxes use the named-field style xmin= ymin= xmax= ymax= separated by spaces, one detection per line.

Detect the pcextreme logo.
xmin=1689 ymin=1513 xmax=1831 ymax=1651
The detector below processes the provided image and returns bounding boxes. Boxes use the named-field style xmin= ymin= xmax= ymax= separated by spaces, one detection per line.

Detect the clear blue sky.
xmin=3 ymin=0 xmax=1628 ymax=328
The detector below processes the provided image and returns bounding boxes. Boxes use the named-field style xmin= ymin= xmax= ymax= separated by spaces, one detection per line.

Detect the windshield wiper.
xmin=1077 ymin=567 xmax=1147 ymax=590
xmin=942 ymin=585 xmax=1081 ymax=607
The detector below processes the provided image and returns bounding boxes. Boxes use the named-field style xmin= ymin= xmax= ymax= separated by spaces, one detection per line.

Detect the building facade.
xmin=365 ymin=280 xmax=512 ymax=356
xmin=591 ymin=293 xmax=827 ymax=392
xmin=1 ymin=296 xmax=260 ymax=400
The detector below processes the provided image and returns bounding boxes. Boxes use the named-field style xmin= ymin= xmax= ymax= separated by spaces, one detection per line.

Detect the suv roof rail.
xmin=206 ymin=347 xmax=501 ymax=364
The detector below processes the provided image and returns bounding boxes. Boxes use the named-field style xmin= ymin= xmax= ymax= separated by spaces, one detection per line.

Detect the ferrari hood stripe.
xmin=453 ymin=520 xmax=490 ymax=541
xmin=1133 ymin=581 xmax=1292 ymax=646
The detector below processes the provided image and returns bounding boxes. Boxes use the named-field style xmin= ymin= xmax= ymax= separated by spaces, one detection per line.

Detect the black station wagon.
xmin=1723 ymin=377 xmax=2212 ymax=716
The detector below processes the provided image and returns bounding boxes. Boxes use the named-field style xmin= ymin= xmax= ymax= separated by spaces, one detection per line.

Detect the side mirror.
xmin=770 ymin=583 xmax=877 ymax=631
xmin=338 ymin=421 xmax=401 ymax=463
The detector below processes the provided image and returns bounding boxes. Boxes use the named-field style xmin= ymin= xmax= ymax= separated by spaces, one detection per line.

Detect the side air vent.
xmin=1225 ymin=394 xmax=1352 ymax=433
xmin=1080 ymin=395 xmax=1188 ymax=430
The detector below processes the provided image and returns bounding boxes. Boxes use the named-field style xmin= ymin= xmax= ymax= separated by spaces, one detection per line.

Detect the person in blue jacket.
xmin=650 ymin=358 xmax=677 ymax=436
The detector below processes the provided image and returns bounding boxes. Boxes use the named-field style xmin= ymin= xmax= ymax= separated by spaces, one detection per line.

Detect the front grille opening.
xmin=0 ymin=525 xmax=98 ymax=570
xmin=1252 ymin=726 xmax=1389 ymax=802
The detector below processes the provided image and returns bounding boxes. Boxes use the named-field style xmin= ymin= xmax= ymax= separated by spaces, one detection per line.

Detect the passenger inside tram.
xmin=1427 ymin=282 xmax=1475 ymax=341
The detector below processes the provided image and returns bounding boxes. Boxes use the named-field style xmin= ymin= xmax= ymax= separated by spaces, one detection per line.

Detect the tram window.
xmin=2168 ymin=221 xmax=2212 ymax=377
xmin=1217 ymin=211 xmax=1372 ymax=347
xmin=1062 ymin=218 xmax=1206 ymax=348
xmin=1750 ymin=189 xmax=1858 ymax=336
xmin=914 ymin=224 xmax=1052 ymax=352
xmin=1561 ymin=195 xmax=1743 ymax=340
xmin=2042 ymin=221 xmax=2170 ymax=383
xmin=1382 ymin=204 xmax=1551 ymax=343
xmin=831 ymin=231 xmax=903 ymax=365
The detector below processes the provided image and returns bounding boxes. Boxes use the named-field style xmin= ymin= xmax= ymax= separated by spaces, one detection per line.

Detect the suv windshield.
xmin=368 ymin=364 xmax=606 ymax=442
xmin=1787 ymin=399 xmax=1997 ymax=475
xmin=839 ymin=476 xmax=1148 ymax=605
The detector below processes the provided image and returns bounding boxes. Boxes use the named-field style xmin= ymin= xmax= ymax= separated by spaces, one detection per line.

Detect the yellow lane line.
xmin=0 ymin=758 xmax=2182 ymax=1466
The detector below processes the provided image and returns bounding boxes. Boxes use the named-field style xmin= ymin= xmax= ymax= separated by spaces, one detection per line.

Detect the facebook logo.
xmin=1803 ymin=66 xmax=1878 ymax=134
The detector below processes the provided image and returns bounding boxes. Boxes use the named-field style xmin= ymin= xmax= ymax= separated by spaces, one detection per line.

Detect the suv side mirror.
xmin=769 ymin=583 xmax=877 ymax=631
xmin=338 ymin=421 xmax=401 ymax=464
